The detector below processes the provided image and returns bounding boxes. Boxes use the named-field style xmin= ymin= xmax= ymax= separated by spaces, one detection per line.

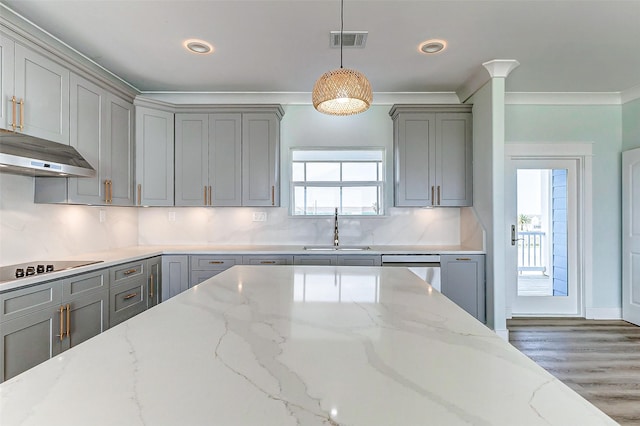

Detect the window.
xmin=291 ymin=149 xmax=384 ymax=216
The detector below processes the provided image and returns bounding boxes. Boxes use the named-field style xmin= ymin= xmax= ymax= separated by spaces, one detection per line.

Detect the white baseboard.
xmin=585 ymin=308 xmax=622 ymax=320
xmin=494 ymin=328 xmax=509 ymax=341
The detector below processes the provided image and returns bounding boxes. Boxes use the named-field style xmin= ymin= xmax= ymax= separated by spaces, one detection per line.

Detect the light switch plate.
xmin=99 ymin=210 xmax=106 ymax=223
xmin=168 ymin=211 xmax=176 ymax=222
xmin=253 ymin=211 xmax=267 ymax=222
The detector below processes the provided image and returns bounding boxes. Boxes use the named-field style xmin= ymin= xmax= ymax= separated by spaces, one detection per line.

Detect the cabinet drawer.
xmin=190 ymin=255 xmax=242 ymax=271
xmin=0 ymin=281 xmax=62 ymax=323
xmin=293 ymin=255 xmax=338 ymax=266
xmin=110 ymin=279 xmax=146 ymax=327
xmin=110 ymin=261 xmax=145 ymax=283
xmin=63 ymin=270 xmax=108 ymax=300
xmin=337 ymin=255 xmax=382 ymax=266
xmin=189 ymin=270 xmax=223 ymax=287
xmin=242 ymin=255 xmax=293 ymax=265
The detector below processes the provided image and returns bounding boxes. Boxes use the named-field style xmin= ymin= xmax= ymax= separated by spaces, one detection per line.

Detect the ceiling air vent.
xmin=330 ymin=31 xmax=368 ymax=48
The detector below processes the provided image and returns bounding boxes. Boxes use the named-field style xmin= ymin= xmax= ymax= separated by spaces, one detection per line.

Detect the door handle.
xmin=511 ymin=225 xmax=524 ymax=246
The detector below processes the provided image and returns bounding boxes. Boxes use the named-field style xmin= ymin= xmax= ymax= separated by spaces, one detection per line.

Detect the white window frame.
xmin=290 ymin=147 xmax=385 ymax=217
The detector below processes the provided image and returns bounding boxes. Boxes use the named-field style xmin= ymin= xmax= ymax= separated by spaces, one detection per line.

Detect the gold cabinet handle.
xmin=66 ymin=304 xmax=71 ymax=338
xmin=271 ymin=186 xmax=275 ymax=206
xmin=204 ymin=186 xmax=207 ymax=205
xmin=19 ymin=99 xmax=24 ymax=131
xmin=456 ymin=258 xmax=471 ymax=261
xmin=123 ymin=293 xmax=138 ymax=300
xmin=56 ymin=305 xmax=65 ymax=341
xmin=137 ymin=184 xmax=142 ymax=206
xmin=109 ymin=180 xmax=113 ymax=204
xmin=10 ymin=96 xmax=16 ymax=131
xmin=209 ymin=186 xmax=212 ymax=206
xmin=104 ymin=180 xmax=110 ymax=204
xmin=260 ymin=260 xmax=276 ymax=264
xmin=209 ymin=261 xmax=224 ymax=265
xmin=123 ymin=268 xmax=137 ymax=275
xmin=431 ymin=186 xmax=435 ymax=206
xmin=437 ymin=185 xmax=441 ymax=206
xmin=149 ymin=273 xmax=154 ymax=298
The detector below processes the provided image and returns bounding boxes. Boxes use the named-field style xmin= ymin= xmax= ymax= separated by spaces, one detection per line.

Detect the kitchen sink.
xmin=303 ymin=245 xmax=371 ymax=251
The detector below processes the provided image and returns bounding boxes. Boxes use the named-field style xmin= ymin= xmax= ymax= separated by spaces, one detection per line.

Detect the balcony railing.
xmin=518 ymin=231 xmax=546 ymax=273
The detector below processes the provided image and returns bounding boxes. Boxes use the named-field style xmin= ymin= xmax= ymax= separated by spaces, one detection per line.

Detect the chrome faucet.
xmin=333 ymin=207 xmax=339 ymax=247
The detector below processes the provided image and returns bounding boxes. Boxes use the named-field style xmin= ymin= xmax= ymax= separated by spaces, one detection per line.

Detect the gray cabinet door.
xmin=135 ymin=106 xmax=174 ymax=206
xmin=66 ymin=73 xmax=107 ymax=204
xmin=435 ymin=113 xmax=472 ymax=206
xmin=13 ymin=42 xmax=69 ymax=144
xmin=0 ymin=34 xmax=14 ymax=131
xmin=0 ymin=307 xmax=62 ymax=382
xmin=242 ymin=113 xmax=279 ymax=206
xmin=440 ymin=254 xmax=485 ymax=322
xmin=175 ymin=113 xmax=209 ymax=206
xmin=106 ymin=95 xmax=134 ymax=206
xmin=61 ymin=270 xmax=109 ymax=350
xmin=210 ymin=113 xmax=242 ymax=206
xmin=394 ymin=112 xmax=435 ymax=207
xmin=161 ymin=255 xmax=189 ymax=301
xmin=147 ymin=257 xmax=161 ymax=308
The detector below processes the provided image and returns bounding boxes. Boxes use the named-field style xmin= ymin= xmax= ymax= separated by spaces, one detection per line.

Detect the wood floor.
xmin=508 ymin=318 xmax=640 ymax=425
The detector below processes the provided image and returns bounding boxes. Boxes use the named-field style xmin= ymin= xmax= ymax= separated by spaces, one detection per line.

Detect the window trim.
xmin=289 ymin=147 xmax=386 ymax=217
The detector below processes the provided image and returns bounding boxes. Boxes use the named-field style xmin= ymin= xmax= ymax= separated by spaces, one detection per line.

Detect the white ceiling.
xmin=3 ymin=0 xmax=640 ymax=97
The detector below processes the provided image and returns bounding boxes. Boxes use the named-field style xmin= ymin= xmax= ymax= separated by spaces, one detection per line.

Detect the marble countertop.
xmin=0 ymin=244 xmax=483 ymax=292
xmin=0 ymin=266 xmax=615 ymax=426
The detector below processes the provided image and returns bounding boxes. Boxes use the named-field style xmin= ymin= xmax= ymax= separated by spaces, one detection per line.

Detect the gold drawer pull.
xmin=56 ymin=305 xmax=65 ymax=341
xmin=123 ymin=269 xmax=137 ymax=275
xmin=437 ymin=185 xmax=441 ymax=205
xmin=11 ymin=96 xmax=17 ymax=131
xmin=137 ymin=184 xmax=142 ymax=206
xmin=19 ymin=99 xmax=24 ymax=130
xmin=456 ymin=258 xmax=471 ymax=261
xmin=260 ymin=261 xmax=276 ymax=264
xmin=123 ymin=293 xmax=138 ymax=300
xmin=431 ymin=186 xmax=435 ymax=206
xmin=209 ymin=261 xmax=224 ymax=265
xmin=271 ymin=186 xmax=275 ymax=206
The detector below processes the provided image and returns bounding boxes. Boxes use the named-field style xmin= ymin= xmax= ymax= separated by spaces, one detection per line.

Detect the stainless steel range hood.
xmin=0 ymin=132 xmax=95 ymax=177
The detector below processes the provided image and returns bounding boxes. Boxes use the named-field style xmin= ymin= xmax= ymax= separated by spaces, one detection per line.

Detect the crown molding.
xmin=138 ymin=91 xmax=462 ymax=105
xmin=505 ymin=92 xmax=622 ymax=105
xmin=482 ymin=60 xmax=520 ymax=78
xmin=456 ymin=60 xmax=520 ymax=103
xmin=622 ymin=85 xmax=640 ymax=104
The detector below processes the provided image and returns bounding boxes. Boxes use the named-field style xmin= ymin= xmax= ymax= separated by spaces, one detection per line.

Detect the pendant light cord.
xmin=340 ymin=0 xmax=344 ymax=68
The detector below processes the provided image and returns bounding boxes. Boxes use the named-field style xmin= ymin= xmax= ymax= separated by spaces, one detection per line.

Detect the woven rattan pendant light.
xmin=312 ymin=0 xmax=372 ymax=116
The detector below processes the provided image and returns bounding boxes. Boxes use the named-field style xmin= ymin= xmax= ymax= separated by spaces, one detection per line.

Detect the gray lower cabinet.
xmin=294 ymin=255 xmax=381 ymax=266
xmin=109 ymin=260 xmax=147 ymax=327
xmin=293 ymin=255 xmax=338 ymax=266
xmin=0 ymin=269 xmax=108 ymax=382
xmin=440 ymin=254 xmax=485 ymax=323
xmin=147 ymin=256 xmax=162 ymax=308
xmin=189 ymin=255 xmax=243 ymax=286
xmin=242 ymin=255 xmax=293 ymax=265
xmin=161 ymin=255 xmax=189 ymax=301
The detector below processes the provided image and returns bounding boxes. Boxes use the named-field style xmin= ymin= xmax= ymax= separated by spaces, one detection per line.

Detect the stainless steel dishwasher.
xmin=381 ymin=254 xmax=441 ymax=291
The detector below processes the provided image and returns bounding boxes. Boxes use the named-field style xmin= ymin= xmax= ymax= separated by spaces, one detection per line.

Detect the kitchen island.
xmin=0 ymin=266 xmax=614 ymax=425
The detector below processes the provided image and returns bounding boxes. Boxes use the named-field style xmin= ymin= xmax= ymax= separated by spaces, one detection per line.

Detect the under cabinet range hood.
xmin=0 ymin=132 xmax=95 ymax=177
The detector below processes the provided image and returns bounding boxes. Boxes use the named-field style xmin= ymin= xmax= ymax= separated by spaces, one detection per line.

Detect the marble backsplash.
xmin=0 ymin=174 xmax=138 ymax=266
xmin=137 ymin=206 xmax=477 ymax=247
xmin=1 ymin=173 xmax=484 ymax=266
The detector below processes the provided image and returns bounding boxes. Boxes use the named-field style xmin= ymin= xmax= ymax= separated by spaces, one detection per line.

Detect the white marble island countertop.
xmin=0 ymin=266 xmax=614 ymax=426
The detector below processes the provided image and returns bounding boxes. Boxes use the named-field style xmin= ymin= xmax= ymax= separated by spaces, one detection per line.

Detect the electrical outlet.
xmin=99 ymin=210 xmax=106 ymax=223
xmin=252 ymin=211 xmax=267 ymax=222
xmin=168 ymin=211 xmax=176 ymax=222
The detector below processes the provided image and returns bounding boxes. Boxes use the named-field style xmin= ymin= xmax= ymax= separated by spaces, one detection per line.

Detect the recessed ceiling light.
xmin=184 ymin=39 xmax=213 ymax=55
xmin=418 ymin=39 xmax=447 ymax=54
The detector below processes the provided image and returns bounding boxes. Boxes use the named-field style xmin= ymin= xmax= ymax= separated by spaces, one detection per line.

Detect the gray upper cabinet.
xmin=175 ymin=113 xmax=242 ymax=206
xmin=0 ymin=33 xmax=69 ymax=144
xmin=242 ymin=112 xmax=280 ymax=207
xmin=34 ymin=74 xmax=134 ymax=206
xmin=174 ymin=106 xmax=282 ymax=207
xmin=135 ymin=104 xmax=175 ymax=206
xmin=390 ymin=105 xmax=472 ymax=207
